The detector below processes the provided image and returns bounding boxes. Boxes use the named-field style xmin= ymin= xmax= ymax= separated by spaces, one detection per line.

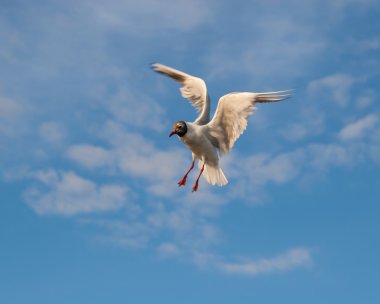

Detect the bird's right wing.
xmin=152 ymin=63 xmax=210 ymax=125
xmin=206 ymin=91 xmax=290 ymax=155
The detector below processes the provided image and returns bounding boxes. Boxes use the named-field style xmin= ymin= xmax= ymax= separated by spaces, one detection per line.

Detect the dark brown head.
xmin=169 ymin=121 xmax=187 ymax=138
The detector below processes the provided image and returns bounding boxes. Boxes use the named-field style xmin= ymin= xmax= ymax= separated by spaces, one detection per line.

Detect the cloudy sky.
xmin=1 ymin=0 xmax=380 ymax=303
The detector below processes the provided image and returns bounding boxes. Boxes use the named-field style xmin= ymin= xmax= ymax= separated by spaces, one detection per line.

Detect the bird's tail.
xmin=199 ymin=161 xmax=228 ymax=186
xmin=256 ymin=90 xmax=292 ymax=103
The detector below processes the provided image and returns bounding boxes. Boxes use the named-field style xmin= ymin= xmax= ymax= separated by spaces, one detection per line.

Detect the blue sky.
xmin=1 ymin=0 xmax=380 ymax=303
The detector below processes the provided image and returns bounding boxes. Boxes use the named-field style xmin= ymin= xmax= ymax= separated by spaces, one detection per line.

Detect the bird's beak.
xmin=169 ymin=130 xmax=176 ymax=137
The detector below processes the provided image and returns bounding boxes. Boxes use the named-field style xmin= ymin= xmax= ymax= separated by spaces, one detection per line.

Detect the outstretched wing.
xmin=206 ymin=91 xmax=290 ymax=155
xmin=152 ymin=63 xmax=210 ymax=125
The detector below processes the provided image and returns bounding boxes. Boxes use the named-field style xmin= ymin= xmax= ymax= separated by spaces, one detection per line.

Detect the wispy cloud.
xmin=338 ymin=114 xmax=379 ymax=141
xmin=38 ymin=121 xmax=67 ymax=145
xmin=157 ymin=242 xmax=181 ymax=258
xmin=356 ymin=94 xmax=374 ymax=110
xmin=78 ymin=198 xmax=223 ymax=258
xmin=80 ymin=219 xmax=151 ymax=248
xmin=0 ymin=95 xmax=24 ymax=136
xmin=219 ymin=248 xmax=312 ymax=276
xmin=0 ymin=20 xmax=24 ymax=64
xmin=202 ymin=2 xmax=327 ymax=85
xmin=308 ymin=74 xmax=355 ymax=107
xmin=25 ymin=170 xmax=128 ymax=216
xmin=88 ymin=0 xmax=214 ymax=34
xmin=0 ymin=96 xmax=22 ymax=118
xmin=227 ymin=136 xmax=380 ymax=201
xmin=67 ymin=120 xmax=189 ymax=195
xmin=280 ymin=106 xmax=326 ymax=141
xmin=67 ymin=144 xmax=113 ymax=170
xmin=106 ymin=88 xmax=167 ymax=132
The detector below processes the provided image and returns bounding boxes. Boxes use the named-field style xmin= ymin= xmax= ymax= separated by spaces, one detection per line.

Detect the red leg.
xmin=178 ymin=160 xmax=195 ymax=187
xmin=192 ymin=164 xmax=204 ymax=192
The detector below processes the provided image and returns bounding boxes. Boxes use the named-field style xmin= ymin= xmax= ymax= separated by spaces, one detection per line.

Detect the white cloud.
xmin=226 ymin=139 xmax=369 ymax=201
xmin=25 ymin=170 xmax=127 ymax=216
xmin=356 ymin=90 xmax=375 ymax=109
xmin=229 ymin=151 xmax=305 ymax=200
xmin=89 ymin=0 xmax=213 ymax=34
xmin=358 ymin=36 xmax=380 ymax=51
xmin=369 ymin=145 xmax=380 ymax=165
xmin=81 ymin=219 xmax=151 ymax=248
xmin=38 ymin=121 xmax=66 ymax=144
xmin=157 ymin=243 xmax=181 ymax=258
xmin=98 ymin=121 xmax=189 ymax=190
xmin=308 ymin=74 xmax=355 ymax=107
xmin=67 ymin=144 xmax=113 ymax=169
xmin=0 ymin=22 xmax=24 ymax=64
xmin=80 ymin=199 xmax=222 ymax=255
xmin=0 ymin=96 xmax=22 ymax=118
xmin=203 ymin=3 xmax=326 ymax=83
xmin=338 ymin=114 xmax=379 ymax=141
xmin=79 ymin=202 xmax=314 ymax=277
xmin=356 ymin=96 xmax=374 ymax=109
xmin=281 ymin=123 xmax=309 ymax=141
xmin=280 ymin=106 xmax=326 ymax=141
xmin=66 ymin=121 xmax=186 ymax=192
xmin=206 ymin=37 xmax=325 ymax=85
xmin=330 ymin=0 xmax=377 ymax=9
xmin=2 ymin=165 xmax=33 ymax=182
xmin=308 ymin=143 xmax=350 ymax=168
xmin=0 ymin=96 xmax=24 ymax=136
xmin=106 ymin=88 xmax=166 ymax=132
xmin=219 ymin=248 xmax=312 ymax=276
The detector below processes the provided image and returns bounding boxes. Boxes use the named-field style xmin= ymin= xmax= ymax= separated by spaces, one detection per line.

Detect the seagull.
xmin=152 ymin=63 xmax=290 ymax=192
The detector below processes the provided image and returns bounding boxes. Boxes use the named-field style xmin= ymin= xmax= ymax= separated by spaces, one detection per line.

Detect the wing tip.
xmin=151 ymin=62 xmax=162 ymax=72
xmin=150 ymin=63 xmax=186 ymax=82
xmin=255 ymin=89 xmax=293 ymax=103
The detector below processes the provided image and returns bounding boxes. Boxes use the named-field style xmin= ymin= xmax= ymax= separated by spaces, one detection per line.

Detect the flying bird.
xmin=152 ymin=63 xmax=290 ymax=192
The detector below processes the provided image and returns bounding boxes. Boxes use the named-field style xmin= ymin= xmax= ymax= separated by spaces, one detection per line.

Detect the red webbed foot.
xmin=192 ymin=182 xmax=199 ymax=192
xmin=177 ymin=160 xmax=195 ymax=188
xmin=178 ymin=176 xmax=187 ymax=187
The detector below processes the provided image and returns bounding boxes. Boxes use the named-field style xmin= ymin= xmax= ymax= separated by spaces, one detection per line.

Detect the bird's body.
xmin=180 ymin=123 xmax=215 ymax=166
xmin=179 ymin=122 xmax=227 ymax=188
xmin=152 ymin=63 xmax=290 ymax=192
xmin=180 ymin=123 xmax=210 ymax=162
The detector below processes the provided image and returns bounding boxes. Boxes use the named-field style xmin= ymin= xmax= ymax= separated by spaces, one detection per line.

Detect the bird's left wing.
xmin=152 ymin=63 xmax=210 ymax=125
xmin=206 ymin=91 xmax=290 ymax=155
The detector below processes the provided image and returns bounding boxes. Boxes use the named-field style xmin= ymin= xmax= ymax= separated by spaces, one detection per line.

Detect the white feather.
xmin=152 ymin=63 xmax=210 ymax=125
xmin=207 ymin=92 xmax=290 ymax=155
xmin=198 ymin=159 xmax=228 ymax=186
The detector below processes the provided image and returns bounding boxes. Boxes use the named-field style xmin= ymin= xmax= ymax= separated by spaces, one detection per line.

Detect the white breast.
xmin=180 ymin=123 xmax=219 ymax=166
